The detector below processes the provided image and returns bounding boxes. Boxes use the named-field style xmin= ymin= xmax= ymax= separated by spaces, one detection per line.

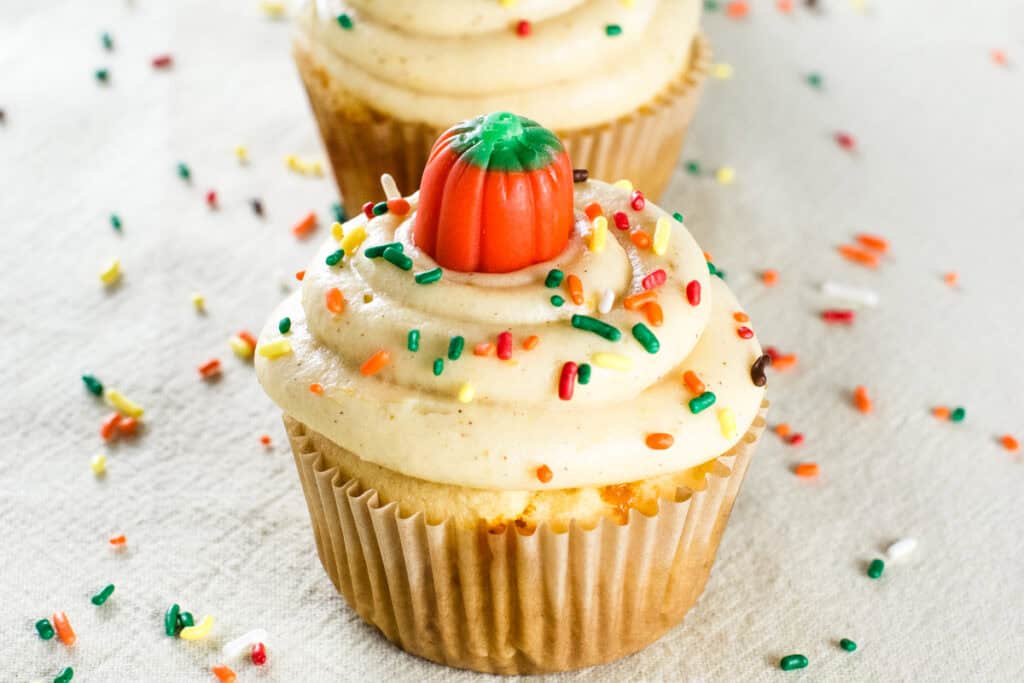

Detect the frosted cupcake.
xmin=256 ymin=112 xmax=768 ymax=674
xmin=294 ymin=0 xmax=710 ymax=216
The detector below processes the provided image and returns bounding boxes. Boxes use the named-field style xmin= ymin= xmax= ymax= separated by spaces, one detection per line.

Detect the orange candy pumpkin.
xmin=414 ymin=112 xmax=574 ymax=273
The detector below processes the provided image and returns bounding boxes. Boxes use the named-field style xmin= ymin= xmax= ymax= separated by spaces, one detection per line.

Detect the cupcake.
xmin=293 ymin=0 xmax=710 ymax=217
xmin=256 ymin=112 xmax=768 ymax=674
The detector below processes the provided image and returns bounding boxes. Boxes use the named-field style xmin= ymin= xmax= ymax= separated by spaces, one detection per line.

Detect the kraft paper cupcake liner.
xmin=294 ymin=35 xmax=711 ymax=218
xmin=283 ymin=398 xmax=766 ymax=675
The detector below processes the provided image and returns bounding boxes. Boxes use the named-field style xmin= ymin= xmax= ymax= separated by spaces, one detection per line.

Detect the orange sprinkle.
xmin=52 ymin=611 xmax=76 ymax=646
xmin=295 ymin=270 xmax=306 ymax=281
xmin=762 ymin=269 xmax=779 ymax=286
xmin=100 ymin=412 xmax=120 ymax=441
xmin=360 ymin=350 xmax=391 ymax=376
xmin=733 ymin=311 xmax=749 ymax=323
xmin=991 ymin=49 xmax=1008 ymax=66
xmin=854 ymin=385 xmax=872 ymax=413
xmin=630 ymin=230 xmax=652 ymax=249
xmin=198 ymin=358 xmax=221 ymax=378
xmin=116 ymin=416 xmax=138 ymax=436
xmin=774 ymin=423 xmax=792 ymax=438
xmin=772 ymin=354 xmax=798 ymax=371
xmin=642 ymin=301 xmax=664 ymax=327
xmin=309 ymin=383 xmax=324 ymax=395
xmin=703 ymin=251 xmax=714 ymax=262
xmin=683 ymin=370 xmax=705 ymax=395
xmin=932 ymin=406 xmax=950 ymax=419
xmin=943 ymin=271 xmax=959 ymax=286
xmin=777 ymin=0 xmax=793 ymax=12
xmin=536 ymin=465 xmax=553 ymax=483
xmin=645 ymin=433 xmax=674 ymax=450
xmin=212 ymin=665 xmax=237 ymax=683
xmin=237 ymin=331 xmax=258 ymax=350
xmin=838 ymin=244 xmax=880 ymax=268
xmin=566 ymin=274 xmax=584 ymax=305
xmin=794 ymin=462 xmax=819 ymax=478
xmin=726 ymin=1 xmax=749 ymax=18
xmin=623 ymin=290 xmax=657 ymax=311
xmin=584 ymin=202 xmax=603 ymax=220
xmin=1000 ymin=434 xmax=1020 ymax=452
xmin=855 ymin=233 xmax=890 ymax=253
xmin=522 ymin=335 xmax=540 ymax=350
xmin=473 ymin=342 xmax=494 ymax=357
xmin=109 ymin=535 xmax=126 ymax=546
xmin=386 ymin=198 xmax=410 ymax=216
xmin=259 ymin=435 xmax=271 ymax=446
xmin=325 ymin=287 xmax=345 ymax=314
xmin=291 ymin=212 xmax=317 ymax=238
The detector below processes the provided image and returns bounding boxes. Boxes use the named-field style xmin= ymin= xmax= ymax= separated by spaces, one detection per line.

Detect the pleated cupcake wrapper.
xmin=284 ymin=398 xmax=766 ymax=675
xmin=294 ymin=35 xmax=711 ymax=218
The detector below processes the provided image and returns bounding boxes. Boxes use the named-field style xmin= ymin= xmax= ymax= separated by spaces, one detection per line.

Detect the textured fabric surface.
xmin=1 ymin=1 xmax=1021 ymax=682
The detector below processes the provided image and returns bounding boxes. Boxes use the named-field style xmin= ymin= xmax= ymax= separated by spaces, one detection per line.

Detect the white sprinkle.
xmin=821 ymin=281 xmax=879 ymax=307
xmin=223 ymin=628 xmax=269 ymax=658
xmin=598 ymin=289 xmax=615 ymax=314
xmin=885 ymin=537 xmax=917 ymax=562
xmin=380 ymin=173 xmax=400 ymax=200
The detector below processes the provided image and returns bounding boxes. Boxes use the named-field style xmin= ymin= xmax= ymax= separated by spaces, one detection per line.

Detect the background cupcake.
xmin=294 ymin=0 xmax=709 ymax=216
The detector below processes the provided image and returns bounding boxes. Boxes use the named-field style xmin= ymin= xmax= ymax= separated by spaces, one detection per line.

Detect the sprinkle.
xmin=684 ymin=280 xmax=701 ymax=306
xmin=496 ymin=331 xmax=514 ymax=360
xmin=536 ymin=465 xmax=553 ymax=483
xmin=91 ymin=584 xmax=115 ymax=606
xmin=52 ymin=611 xmax=76 ymax=646
xmin=361 ymin=201 xmax=374 ymax=219
xmin=761 ymin=269 xmax=779 ymax=286
xmin=559 ymin=362 xmax=578 ymax=400
xmin=629 ymin=190 xmax=645 ymax=211
xmin=646 ymin=433 xmax=674 ymax=449
xmin=295 ymin=270 xmax=306 ymax=281
xmin=642 ymin=301 xmax=663 ymax=327
xmin=605 ymin=24 xmax=623 ymax=36
xmin=591 ymin=352 xmax=633 ymax=371
xmin=106 ymin=389 xmax=143 ymax=418
xmin=806 ymin=72 xmax=823 ymax=88
xmin=325 ymin=287 xmax=345 ymax=314
xmin=164 ymin=604 xmax=181 ymax=636
xmin=612 ymin=211 xmax=630 ymax=231
xmin=572 ymin=315 xmax=621 ymax=341
xmin=855 ymin=233 xmax=889 ymax=253
xmin=95 ymin=68 xmax=110 ymax=83
xmin=364 ymin=241 xmax=402 ymax=258
xmin=473 ymin=343 xmax=494 ymax=357
xmin=630 ymin=230 xmax=652 ymax=249
xmin=387 ymin=198 xmax=411 ymax=216
xmin=683 ymin=370 xmax=705 ymax=395
xmin=198 ymin=359 xmax=222 ymax=379
xmin=788 ymin=433 xmax=805 ymax=446
xmin=718 ymin=408 xmax=737 ymax=439
xmin=291 ymin=212 xmax=317 ymax=238
xmin=360 ymin=350 xmax=390 ymax=376
xmin=234 ymin=145 xmax=249 ymax=164
xmin=597 ymin=288 xmax=615 ymax=314
xmin=151 ymin=54 xmax=173 ymax=68
xmin=260 ymin=1 xmax=287 ymax=17
xmin=623 ymin=290 xmax=656 ymax=311
xmin=101 ymin=31 xmax=114 ymax=50
xmin=991 ymin=49 xmax=1008 ymax=66
xmin=652 ymin=216 xmax=671 ymax=255
xmin=750 ymin=354 xmax=771 ymax=387
xmin=523 ymin=335 xmax=540 ymax=350
xmin=180 ymin=615 xmax=214 ymax=640
xmin=99 ymin=258 xmax=121 ymax=285
xmin=331 ymin=223 xmax=346 ymax=244
xmin=736 ymin=326 xmax=754 ymax=339
xmin=835 ymin=132 xmax=856 ymax=150
xmin=55 ymin=667 xmax=74 ymax=683
xmin=340 ymin=226 xmax=368 ymax=255
xmin=821 ymin=281 xmax=879 ymax=307
xmin=177 ymin=162 xmax=191 ymax=180
xmin=82 ymin=374 xmax=104 ymax=396
xmin=715 ymin=167 xmax=735 ymax=184
xmin=35 ymin=618 xmax=55 ymax=640
xmin=432 ymin=358 xmax=444 ymax=376
xmin=407 ymin=329 xmax=420 ymax=352
xmin=457 ymin=383 xmax=475 ymax=403
xmin=885 ymin=538 xmax=917 ymax=561
xmin=229 ymin=335 xmax=253 ymax=359
xmin=544 ymin=269 xmax=564 ymax=288
xmin=212 ymin=665 xmax=237 ymax=683
xmin=325 ymin=249 xmax=344 ymax=266
xmin=821 ymin=309 xmax=855 ymax=323
xmin=1001 ymin=434 xmax=1020 ymax=452
xmin=943 ymin=271 xmax=959 ymax=286
xmin=838 ymin=244 xmax=879 ymax=268
xmin=309 ymin=383 xmax=324 ymax=395
xmin=577 ymin=363 xmax=592 ymax=384
xmin=100 ymin=413 xmax=120 ymax=441
xmin=589 ymin=216 xmax=608 ymax=253
xmin=567 ymin=274 xmax=584 ymax=305
xmin=205 ymin=190 xmax=218 ymax=208
xmin=673 ymin=211 xmax=684 ymax=224
xmin=179 ymin=612 xmax=195 ymax=628
xmin=726 ymin=0 xmax=749 ymax=17
xmin=932 ymin=406 xmax=950 ymax=419
xmin=707 ymin=261 xmax=725 ymax=279
xmin=839 ymin=638 xmax=858 ymax=652
xmin=117 ymin=416 xmax=138 ymax=436
xmin=223 ymin=629 xmax=269 ymax=658
xmin=275 ymin=318 xmax=291 ymax=335
xmin=379 ymin=173 xmax=400 ymax=199
xmin=685 ymin=160 xmax=700 ymax=175
xmin=631 ymin=323 xmax=660 ymax=353
xmin=794 ymin=462 xmax=819 ymax=478
xmin=258 ymin=339 xmax=292 ymax=359
xmin=688 ymin=391 xmax=716 ymax=414
xmin=573 ymin=168 xmax=589 ymax=182
xmin=90 ymin=454 xmax=106 ymax=476
xmin=372 ymin=201 xmax=388 ymax=216
xmin=336 ymin=13 xmax=354 ymax=29
xmin=950 ymin=406 xmax=966 ymax=422
xmin=853 ymin=385 xmax=872 ymax=413
xmin=774 ymin=423 xmax=791 ymax=438
xmin=110 ymin=213 xmax=122 ymax=231
xmin=415 ymin=267 xmax=442 ymax=284
xmin=550 ymin=295 xmax=565 ymax=307
xmin=515 ymin=19 xmax=531 ymax=37
xmin=779 ymin=654 xmax=808 ymax=671
xmin=444 ymin=336 xmax=464 ymax=361
xmin=866 ymin=558 xmax=885 ymax=579
xmin=109 ymin=535 xmax=126 ymax=546
xmin=585 ymin=202 xmax=606 ymax=219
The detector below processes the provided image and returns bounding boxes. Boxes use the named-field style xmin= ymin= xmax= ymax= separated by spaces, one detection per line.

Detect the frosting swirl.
xmin=296 ymin=0 xmax=701 ymax=129
xmin=256 ymin=180 xmax=766 ymax=490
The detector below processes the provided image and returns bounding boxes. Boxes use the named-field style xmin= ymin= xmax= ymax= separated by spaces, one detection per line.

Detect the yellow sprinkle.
xmin=90 ymin=454 xmax=106 ymax=476
xmin=612 ymin=179 xmax=634 ymax=191
xmin=589 ymin=216 xmax=608 ymax=253
xmin=191 ymin=292 xmax=205 ymax=311
xmin=234 ymin=145 xmax=248 ymax=163
xmin=498 ymin=0 xmax=518 ymax=7
xmin=380 ymin=173 xmax=400 ymax=200
xmin=228 ymin=335 xmax=253 ymax=359
xmin=259 ymin=1 xmax=287 ymax=17
xmin=258 ymin=339 xmax=292 ymax=359
xmin=99 ymin=258 xmax=121 ymax=286
xmin=285 ymin=154 xmax=301 ymax=171
xmin=179 ymin=615 xmax=214 ymax=640
xmin=711 ymin=63 xmax=734 ymax=80
xmin=340 ymin=225 xmax=367 ymax=254
xmin=619 ymin=0 xmax=636 ymax=6
xmin=457 ymin=382 xmax=475 ymax=404
xmin=715 ymin=167 xmax=736 ymax=185
xmin=591 ymin=352 xmax=633 ymax=371
xmin=718 ymin=408 xmax=737 ymax=439
xmin=106 ymin=389 xmax=144 ymax=418
xmin=652 ymin=216 xmax=671 ymax=256
xmin=311 ymin=161 xmax=323 ymax=176
xmin=331 ymin=221 xmax=344 ymax=243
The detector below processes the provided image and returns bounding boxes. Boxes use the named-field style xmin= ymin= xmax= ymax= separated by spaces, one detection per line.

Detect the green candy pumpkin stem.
xmin=451 ymin=111 xmax=563 ymax=173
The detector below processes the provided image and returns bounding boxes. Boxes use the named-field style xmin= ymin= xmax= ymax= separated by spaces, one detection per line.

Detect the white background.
xmin=1 ymin=1 xmax=1022 ymax=681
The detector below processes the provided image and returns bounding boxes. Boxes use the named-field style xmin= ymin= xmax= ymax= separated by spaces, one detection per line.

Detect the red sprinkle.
xmin=515 ymin=20 xmax=531 ymax=37
xmin=641 ymin=269 xmax=667 ymax=291
xmin=151 ymin=54 xmax=173 ymax=68
xmin=685 ymin=280 xmax=701 ymax=306
xmin=497 ymin=331 xmax=513 ymax=360
xmin=205 ymin=190 xmax=217 ymax=208
xmin=198 ymin=358 xmax=221 ymax=379
xmin=788 ymin=433 xmax=805 ymax=446
xmin=630 ymin=190 xmax=646 ymax=211
xmin=822 ymin=309 xmax=855 ymax=323
xmin=835 ymin=132 xmax=856 ymax=150
xmin=612 ymin=211 xmax=630 ymax=230
xmin=362 ymin=201 xmax=374 ymax=219
xmin=736 ymin=326 xmax=754 ymax=339
xmin=251 ymin=642 xmax=268 ymax=666
xmin=559 ymin=362 xmax=578 ymax=401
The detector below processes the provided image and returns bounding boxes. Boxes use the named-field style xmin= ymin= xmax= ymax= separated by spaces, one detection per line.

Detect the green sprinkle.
xmin=605 ymin=24 xmax=622 ymax=37
xmin=407 ymin=329 xmax=420 ymax=352
xmin=82 ymin=374 xmax=104 ymax=396
xmin=364 ymin=242 xmax=402 ymax=258
xmin=571 ymin=315 xmax=621 ymax=342
xmin=336 ymin=12 xmax=354 ymax=29
xmin=414 ymin=267 xmax=442 ymax=285
xmin=371 ymin=201 xmax=388 ymax=216
xmin=950 ymin=406 xmax=966 ymax=422
xmin=867 ymin=558 xmax=885 ymax=579
xmin=35 ymin=618 xmax=55 ymax=640
xmin=448 ymin=336 xmax=465 ymax=360
xmin=54 ymin=667 xmax=74 ymax=683
xmin=176 ymin=162 xmax=191 ymax=180
xmin=110 ymin=213 xmax=122 ymax=231
xmin=432 ymin=358 xmax=444 ymax=376
xmin=278 ymin=317 xmax=291 ymax=334
xmin=631 ymin=323 xmax=660 ymax=354
xmin=672 ymin=212 xmax=684 ymax=223
xmin=779 ymin=654 xmax=808 ymax=671
xmin=839 ymin=638 xmax=858 ymax=652
xmin=704 ymin=0 xmax=719 ymax=10
xmin=95 ymin=68 xmax=110 ymax=83
xmin=578 ymin=363 xmax=592 ymax=385
xmin=91 ymin=583 xmax=115 ymax=606
xmin=164 ymin=603 xmax=180 ymax=637
xmin=545 ymin=269 xmax=564 ymax=288
xmin=685 ymin=160 xmax=701 ymax=175
xmin=383 ymin=245 xmax=413 ymax=271
xmin=807 ymin=72 xmax=823 ymax=88
xmin=689 ymin=391 xmax=717 ymax=414
xmin=550 ymin=295 xmax=565 ymax=307
xmin=707 ymin=261 xmax=726 ymax=279
xmin=177 ymin=611 xmax=194 ymax=628
xmin=101 ymin=32 xmax=114 ymax=50
xmin=331 ymin=202 xmax=347 ymax=223
xmin=325 ymin=249 xmax=344 ymax=266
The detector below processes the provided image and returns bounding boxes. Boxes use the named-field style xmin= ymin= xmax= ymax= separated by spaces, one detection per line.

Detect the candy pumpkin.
xmin=414 ymin=112 xmax=574 ymax=273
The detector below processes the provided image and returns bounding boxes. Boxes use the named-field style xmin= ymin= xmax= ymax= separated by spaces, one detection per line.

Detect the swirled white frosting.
xmin=296 ymin=0 xmax=701 ymax=129
xmin=256 ymin=181 xmax=766 ymax=490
